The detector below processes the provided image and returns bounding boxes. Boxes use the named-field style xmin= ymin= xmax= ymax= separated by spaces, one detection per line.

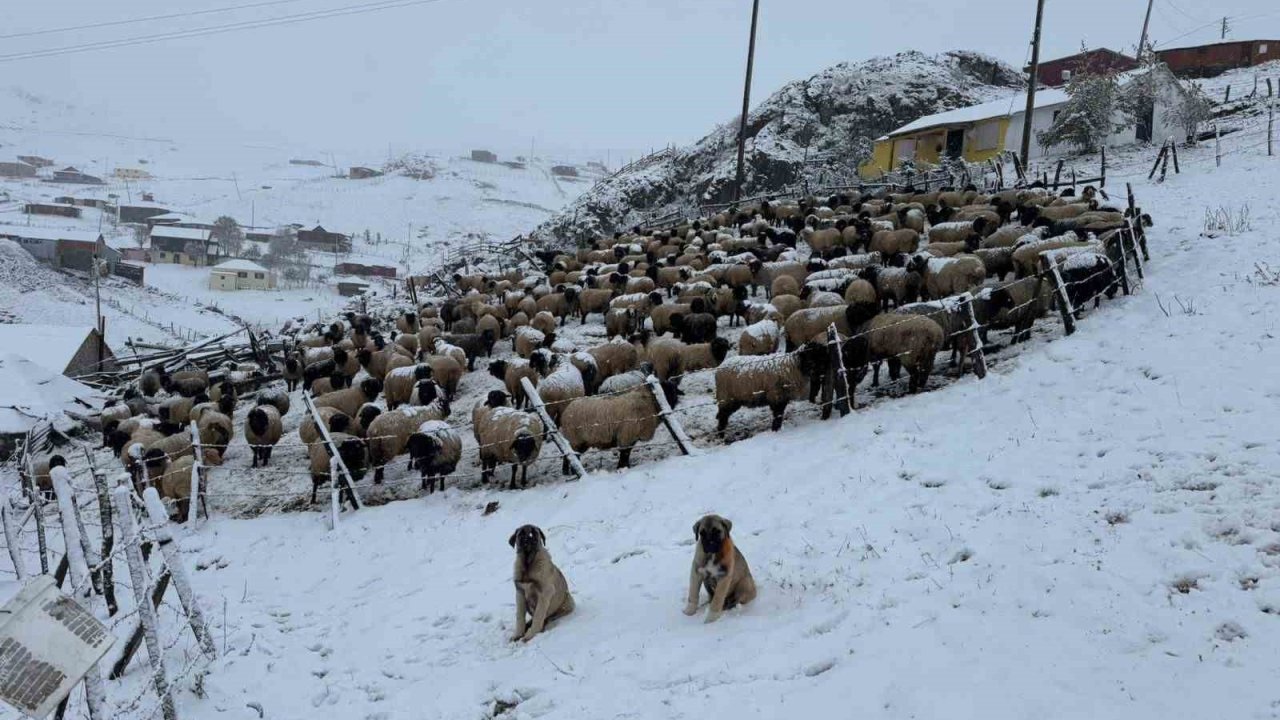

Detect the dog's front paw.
xmin=682 ymin=603 xmax=698 ymax=616
xmin=704 ymin=610 xmax=722 ymax=624
xmin=520 ymin=631 xmax=537 ymax=643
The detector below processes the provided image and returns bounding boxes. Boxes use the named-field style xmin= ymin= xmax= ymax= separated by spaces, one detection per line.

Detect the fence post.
xmin=826 ymin=324 xmax=852 ymax=415
xmin=88 ymin=463 xmax=119 ymax=616
xmin=50 ymin=468 xmax=107 ymax=720
xmin=1099 ymin=146 xmax=1106 ymax=187
xmin=819 ymin=326 xmax=836 ymax=419
xmin=302 ymin=391 xmax=362 ymax=512
xmin=1269 ymin=99 xmax=1275 ymax=157
xmin=1040 ymin=254 xmax=1076 ymax=335
xmin=142 ymin=488 xmax=218 ymax=659
xmin=1052 ymin=159 xmax=1064 ymax=190
xmin=114 ymin=481 xmax=177 ymax=720
xmin=1159 ymin=141 xmax=1171 ymax=182
xmin=187 ymin=422 xmax=203 ymax=525
xmin=1224 ymin=85 xmax=1231 ymax=103
xmin=1147 ymin=142 xmax=1168 ymax=180
xmin=1170 ymin=138 xmax=1180 ymax=173
xmin=329 ymin=456 xmax=341 ymax=530
xmin=1 ymin=499 xmax=24 ymax=580
xmin=956 ymin=294 xmax=988 ymax=379
xmin=519 ymin=376 xmax=587 ymax=480
xmin=644 ymin=375 xmax=695 ymax=455
xmin=1108 ymin=232 xmax=1131 ymax=296
xmin=21 ymin=449 xmax=50 ymax=575
xmin=1124 ymin=219 xmax=1146 ymax=280
xmin=1215 ymin=124 xmax=1222 ymax=167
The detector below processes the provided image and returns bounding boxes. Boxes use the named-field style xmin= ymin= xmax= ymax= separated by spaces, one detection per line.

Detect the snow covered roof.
xmin=333 ymin=275 xmax=370 ymax=285
xmin=886 ymin=88 xmax=1070 ymax=138
xmin=212 ymin=258 xmax=269 ymax=273
xmin=0 ymin=353 xmax=101 ymax=434
xmin=149 ymin=226 xmax=210 ymax=240
xmin=0 ymin=324 xmax=101 ymax=375
xmin=0 ymin=227 xmax=102 ymax=243
xmin=1158 ymin=38 xmax=1278 ymax=53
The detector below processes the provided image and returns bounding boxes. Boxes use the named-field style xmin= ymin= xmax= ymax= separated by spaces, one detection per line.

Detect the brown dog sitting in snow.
xmin=509 ymin=524 xmax=574 ymax=642
xmin=684 ymin=514 xmax=756 ymax=623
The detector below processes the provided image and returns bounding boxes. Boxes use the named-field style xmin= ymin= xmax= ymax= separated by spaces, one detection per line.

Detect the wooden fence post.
xmin=1052 ymin=159 xmax=1064 ymax=190
xmin=519 ymin=377 xmax=587 ymax=480
xmin=1215 ymin=124 xmax=1222 ymax=167
xmin=1040 ymin=254 xmax=1076 ymax=335
xmin=1159 ymin=141 xmax=1171 ymax=182
xmin=1108 ymin=233 xmax=1131 ymax=296
xmin=88 ymin=463 xmax=119 ymax=616
xmin=1124 ymin=219 xmax=1146 ymax=280
xmin=1 ymin=499 xmax=24 ymax=580
xmin=329 ymin=456 xmax=341 ymax=530
xmin=1100 ymin=145 xmax=1106 ymax=187
xmin=1147 ymin=142 xmax=1168 ymax=180
xmin=187 ymin=422 xmax=203 ymax=525
xmin=956 ymin=294 xmax=988 ymax=379
xmin=644 ymin=375 xmax=695 ymax=455
xmin=1170 ymin=139 xmax=1180 ymax=173
xmin=114 ymin=481 xmax=177 ymax=720
xmin=50 ymin=469 xmax=107 ymax=720
xmin=21 ymin=448 xmax=50 ymax=575
xmin=142 ymin=488 xmax=217 ymax=659
xmin=826 ymin=324 xmax=852 ymax=415
xmin=1269 ymin=99 xmax=1275 ymax=157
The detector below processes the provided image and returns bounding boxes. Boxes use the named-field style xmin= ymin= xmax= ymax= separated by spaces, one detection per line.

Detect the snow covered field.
xmin=4 ymin=133 xmax=1279 ymax=720
xmin=141 ymin=263 xmax=352 ymax=330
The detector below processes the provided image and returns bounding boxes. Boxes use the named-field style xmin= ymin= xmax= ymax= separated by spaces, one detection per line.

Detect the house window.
xmin=254 ymin=273 xmax=264 ymax=279
xmin=1061 ymin=70 xmax=1072 ymax=82
xmin=1053 ymin=110 xmax=1062 ymax=122
xmin=971 ymin=120 xmax=1002 ymax=151
xmin=237 ymin=271 xmax=247 ymax=278
xmin=1261 ymin=44 xmax=1269 ymax=54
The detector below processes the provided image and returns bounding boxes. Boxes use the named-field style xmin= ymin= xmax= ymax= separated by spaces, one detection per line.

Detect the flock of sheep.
xmin=28 ymin=181 xmax=1150 ymax=514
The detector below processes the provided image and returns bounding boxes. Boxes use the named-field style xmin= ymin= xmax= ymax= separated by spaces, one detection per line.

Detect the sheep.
xmin=972 ymin=246 xmax=1015 ymax=280
xmin=645 ymin=337 xmax=730 ymax=382
xmin=1056 ymin=251 xmax=1119 ymax=311
xmin=869 ymin=229 xmax=920 ymax=259
xmin=26 ymin=455 xmax=66 ymax=499
xmin=314 ymin=378 xmax=383 ymax=417
xmin=365 ymin=390 xmax=450 ymax=483
xmin=985 ymin=276 xmax=1051 ymax=343
xmin=605 ymin=307 xmax=637 ymax=340
xmin=910 ymin=254 xmax=987 ymax=300
xmin=99 ymin=403 xmax=134 ymax=447
xmin=859 ymin=265 xmax=921 ymax=310
xmin=827 ymin=252 xmax=882 ymax=271
xmin=419 ymin=354 xmax=463 ymax=400
xmin=436 ymin=334 xmax=485 ymax=370
xmin=244 ymin=405 xmax=282 ymax=467
xmin=769 ymin=294 xmax=804 ymax=321
xmin=488 ymin=358 xmax=539 ymax=410
xmin=1010 ymin=231 xmax=1089 ymax=278
xmin=394 ymin=332 xmax=420 ymax=357
xmin=281 ymin=356 xmax=303 ymax=392
xmin=845 ymin=313 xmax=944 ymax=393
xmin=802 ymin=227 xmax=843 ymax=257
xmin=308 ymin=432 xmax=367 ymax=506
xmin=405 ymin=420 xmax=463 ymax=493
xmin=138 ymin=370 xmax=162 ymax=397
xmin=738 ymin=318 xmax=782 ymax=356
xmin=750 ymin=260 xmax=808 ymax=297
xmin=673 ymin=297 xmax=718 ymax=344
xmin=299 ymin=407 xmax=348 ymax=446
xmin=557 ymin=379 xmax=680 ymax=470
xmin=531 ymin=311 xmax=557 ymax=336
xmin=535 ymin=288 xmax=577 ymax=324
xmin=784 ymin=304 xmax=865 ymax=350
xmin=477 ymin=313 xmax=503 ymax=347
xmin=926 ymin=218 xmax=990 ymax=245
xmin=597 ymin=362 xmax=655 ymax=395
xmin=650 ymin=303 xmax=692 ymax=336
xmin=771 ymin=275 xmax=800 ymax=298
xmin=514 ymin=326 xmax=550 ymax=358
xmin=981 ymin=224 xmax=1037 ymax=249
xmin=196 ymin=410 xmax=233 ymax=460
xmin=921 ymin=233 xmax=980 ymax=257
xmin=529 ymin=353 xmax=586 ymax=423
xmin=385 ymin=364 xmax=433 ymax=409
xmin=713 ymin=343 xmax=828 ymax=432
xmin=472 ymin=391 xmax=544 ymax=489
xmin=159 ymin=395 xmax=197 ymax=426
xmin=893 ymin=298 xmax=982 ymax=375
xmin=584 ymin=338 xmax=640 ymax=386
xmin=258 ymin=387 xmax=290 ymax=416
xmin=308 ymin=371 xmax=346 ymax=397
xmin=163 ymin=369 xmax=209 ymax=397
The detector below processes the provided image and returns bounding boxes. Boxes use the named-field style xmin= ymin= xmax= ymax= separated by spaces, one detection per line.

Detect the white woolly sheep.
xmin=713 ymin=343 xmax=828 ymax=432
xmin=558 ymin=379 xmax=681 ymax=470
xmin=472 ymin=391 xmax=545 ymax=489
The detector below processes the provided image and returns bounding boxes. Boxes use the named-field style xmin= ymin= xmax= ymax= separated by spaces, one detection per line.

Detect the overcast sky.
xmin=4 ymin=0 xmax=1278 ymax=163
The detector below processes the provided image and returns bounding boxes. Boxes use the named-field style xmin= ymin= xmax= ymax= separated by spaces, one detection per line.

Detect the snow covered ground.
xmin=141 ymin=263 xmax=352 ymax=331
xmin=4 ymin=133 xmax=1279 ymax=720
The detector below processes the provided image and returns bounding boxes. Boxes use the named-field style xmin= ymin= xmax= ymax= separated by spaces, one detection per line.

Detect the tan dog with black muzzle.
xmin=509 ymin=524 xmax=574 ymax=642
xmin=684 ymin=514 xmax=756 ymax=623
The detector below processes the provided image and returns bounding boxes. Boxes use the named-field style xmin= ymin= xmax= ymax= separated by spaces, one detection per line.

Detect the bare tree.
xmin=211 ymin=215 xmax=244 ymax=256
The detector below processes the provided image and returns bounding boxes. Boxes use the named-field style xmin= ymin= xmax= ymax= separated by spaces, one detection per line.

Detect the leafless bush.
xmin=1202 ymin=204 xmax=1252 ymax=237
xmin=1251 ymin=262 xmax=1279 ymax=286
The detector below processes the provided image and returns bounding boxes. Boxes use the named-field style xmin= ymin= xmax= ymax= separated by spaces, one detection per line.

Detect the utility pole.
xmin=733 ymin=0 xmax=761 ymax=202
xmin=1020 ymin=0 xmax=1047 ymax=167
xmin=1221 ymin=16 xmax=1230 ymax=40
xmin=1137 ymin=0 xmax=1154 ymax=60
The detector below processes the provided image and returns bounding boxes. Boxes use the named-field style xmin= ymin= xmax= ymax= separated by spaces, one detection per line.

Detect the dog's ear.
xmin=508 ymin=529 xmax=518 ymax=548
xmin=723 ymin=517 xmax=733 ymax=535
xmin=536 ymin=527 xmax=546 ymax=546
xmin=692 ymin=520 xmax=701 ymax=540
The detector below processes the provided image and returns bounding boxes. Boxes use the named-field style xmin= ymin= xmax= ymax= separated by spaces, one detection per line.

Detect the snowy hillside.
xmin=531 ymin=51 xmax=1024 ymax=247
xmin=4 ymin=123 xmax=1279 ymax=720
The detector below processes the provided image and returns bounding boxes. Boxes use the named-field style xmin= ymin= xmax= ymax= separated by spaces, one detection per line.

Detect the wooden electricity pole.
xmin=733 ymin=0 xmax=761 ymax=202
xmin=1137 ymin=0 xmax=1154 ymax=59
xmin=1020 ymin=0 xmax=1047 ymax=167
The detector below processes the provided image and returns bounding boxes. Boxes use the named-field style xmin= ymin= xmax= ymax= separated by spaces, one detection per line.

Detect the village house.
xmin=24 ymin=202 xmax=82 ymax=219
xmin=118 ymin=203 xmax=171 ymax=224
xmin=209 ymin=258 xmax=275 ymax=290
xmin=859 ymin=67 xmax=1187 ymax=178
xmin=1032 ymin=48 xmax=1138 ymax=87
xmin=470 ymin=149 xmax=498 ymax=163
xmin=51 ymin=166 xmax=104 ymax=184
xmin=0 ymin=324 xmax=118 ymax=377
xmin=149 ymin=225 xmax=218 ymax=265
xmin=296 ymin=225 xmax=351 ymax=252
xmin=1156 ymin=39 xmax=1279 ymax=78
xmin=334 ymin=261 xmax=397 ymax=279
xmin=0 ymin=227 xmax=112 ymax=272
xmin=335 ymin=276 xmax=371 ymax=297
xmin=0 ymin=160 xmax=37 ymax=178
xmin=15 ymin=155 xmax=53 ymax=168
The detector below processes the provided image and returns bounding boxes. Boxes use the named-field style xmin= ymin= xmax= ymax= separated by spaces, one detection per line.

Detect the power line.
xmin=0 ymin=0 xmax=310 ymax=41
xmin=0 ymin=0 xmax=446 ymax=63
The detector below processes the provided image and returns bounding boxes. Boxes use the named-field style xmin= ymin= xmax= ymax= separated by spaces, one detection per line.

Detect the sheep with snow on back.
xmin=597 ymin=362 xmax=655 ymax=395
xmin=582 ymin=339 xmax=639 ymax=389
xmin=244 ymin=405 xmax=282 ymax=467
xmin=299 ymin=407 xmax=348 ymax=446
xmin=309 ymin=431 xmax=366 ymax=506
xmin=385 ymin=363 xmax=433 ymax=409
xmin=674 ymin=297 xmax=718 ymax=344
xmin=1054 ymin=250 xmax=1118 ymax=311
xmin=859 ymin=265 xmax=921 ymax=311
xmin=489 ymin=358 xmax=540 ymax=409
xmin=314 ymin=378 xmax=383 ymax=418
xmin=529 ymin=352 xmax=586 ymax=424
xmin=576 ymin=287 xmax=614 ymax=324
xmin=605 ymin=307 xmax=637 ymax=340
xmin=909 ymin=254 xmax=987 ymax=300
xmin=844 ymin=307 xmax=944 ymax=394
xmin=514 ymin=325 xmax=551 ymax=359
xmin=800 ymin=286 xmax=845 ymax=308
xmin=714 ymin=342 xmax=828 ymax=432
xmin=558 ymin=378 xmax=681 ymax=471
xmin=869 ymin=229 xmax=920 ymax=261
xmin=366 ymin=380 xmax=450 ymax=484
xmin=531 ymin=311 xmax=558 ymax=336
xmin=435 ymin=334 xmax=483 ymax=370
xmin=197 ymin=410 xmax=233 ymax=462
xmin=1009 ymin=231 xmax=1090 ymax=278
xmin=645 ymin=336 xmax=730 ymax=383
xmin=405 ymin=420 xmax=462 ymax=494
xmin=472 ymin=391 xmax=544 ymax=489
xmin=738 ymin=318 xmax=782 ymax=356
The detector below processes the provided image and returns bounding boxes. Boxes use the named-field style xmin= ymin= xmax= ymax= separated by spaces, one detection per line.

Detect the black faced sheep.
xmin=558 ymin=378 xmax=681 ymax=470
xmin=472 ymin=391 xmax=544 ymax=489
xmin=244 ymin=405 xmax=282 ymax=467
xmin=713 ymin=343 xmax=828 ymax=432
xmin=406 ymin=420 xmax=463 ymax=493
